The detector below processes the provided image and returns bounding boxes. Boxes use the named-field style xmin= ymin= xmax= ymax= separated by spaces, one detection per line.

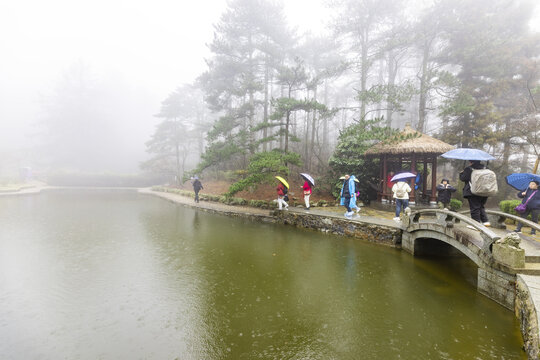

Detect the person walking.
xmin=192 ymin=176 xmax=203 ymax=203
xmin=436 ymin=179 xmax=456 ymax=210
xmin=459 ymin=160 xmax=490 ymax=226
xmin=350 ymin=175 xmax=361 ymax=214
xmin=302 ymin=179 xmax=312 ymax=210
xmin=392 ymin=180 xmax=411 ymax=221
xmin=340 ymin=174 xmax=356 ymax=217
xmin=276 ymin=181 xmax=289 ymax=210
xmin=515 ymin=180 xmax=540 ymax=235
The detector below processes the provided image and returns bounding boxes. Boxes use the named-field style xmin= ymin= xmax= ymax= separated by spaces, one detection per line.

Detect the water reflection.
xmin=0 ymin=191 xmax=526 ymax=359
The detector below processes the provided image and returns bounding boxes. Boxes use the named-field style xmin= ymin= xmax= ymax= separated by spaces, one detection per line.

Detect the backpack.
xmin=282 ymin=186 xmax=288 ymax=195
xmin=395 ymin=182 xmax=407 ymax=198
xmin=470 ymin=169 xmax=498 ymax=197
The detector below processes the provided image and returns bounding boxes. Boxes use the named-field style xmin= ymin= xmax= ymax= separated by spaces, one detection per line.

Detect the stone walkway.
xmin=139 ymin=188 xmax=402 ymax=230
xmin=138 ymin=187 xmax=273 ymax=218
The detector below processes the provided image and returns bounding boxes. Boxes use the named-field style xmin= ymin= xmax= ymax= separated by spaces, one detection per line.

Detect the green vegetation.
xmin=449 ymin=199 xmax=463 ymax=212
xmin=143 ymin=0 xmax=539 ymax=206
xmin=329 ymin=118 xmax=396 ymax=204
xmin=226 ymin=150 xmax=301 ymax=196
xmin=499 ymin=200 xmax=533 ymax=221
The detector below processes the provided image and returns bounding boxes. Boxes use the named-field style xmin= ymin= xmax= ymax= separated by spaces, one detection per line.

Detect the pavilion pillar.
xmin=382 ymin=154 xmax=388 ymax=201
xmin=431 ymin=156 xmax=438 ymax=204
xmin=410 ymin=153 xmax=416 ymax=204
xmin=378 ymin=155 xmax=384 ymax=201
xmin=423 ymin=156 xmax=428 ymax=195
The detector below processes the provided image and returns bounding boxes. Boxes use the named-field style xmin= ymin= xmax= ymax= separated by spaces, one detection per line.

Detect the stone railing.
xmin=484 ymin=210 xmax=540 ymax=233
xmin=407 ymin=209 xmax=501 ymax=253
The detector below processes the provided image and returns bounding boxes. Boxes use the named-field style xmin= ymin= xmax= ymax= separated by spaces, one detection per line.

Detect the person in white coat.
xmin=392 ymin=180 xmax=411 ymax=221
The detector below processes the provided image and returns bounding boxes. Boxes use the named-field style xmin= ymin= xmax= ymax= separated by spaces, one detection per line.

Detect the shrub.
xmin=499 ymin=200 xmax=523 ymax=216
xmin=230 ymin=197 xmax=247 ymax=206
xmin=218 ymin=196 xmax=229 ymax=204
xmin=449 ymin=199 xmax=462 ymax=211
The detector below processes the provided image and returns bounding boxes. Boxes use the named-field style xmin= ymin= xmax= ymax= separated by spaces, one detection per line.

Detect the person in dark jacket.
xmin=192 ymin=177 xmax=203 ymax=203
xmin=515 ymin=180 xmax=540 ymax=235
xmin=436 ymin=179 xmax=456 ymax=210
xmin=459 ymin=160 xmax=490 ymax=226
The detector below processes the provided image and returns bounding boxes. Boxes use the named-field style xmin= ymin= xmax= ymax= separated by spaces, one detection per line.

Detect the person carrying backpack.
xmin=515 ymin=180 xmax=540 ymax=235
xmin=459 ymin=160 xmax=493 ymax=226
xmin=392 ymin=180 xmax=411 ymax=221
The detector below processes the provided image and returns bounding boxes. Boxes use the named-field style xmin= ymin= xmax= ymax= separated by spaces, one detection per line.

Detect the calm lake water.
xmin=0 ymin=191 xmax=525 ymax=359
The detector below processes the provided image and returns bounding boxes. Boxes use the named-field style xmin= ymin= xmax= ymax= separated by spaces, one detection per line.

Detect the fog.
xmin=1 ymin=0 xmax=539 ymax=183
xmin=0 ymin=0 xmax=325 ymax=176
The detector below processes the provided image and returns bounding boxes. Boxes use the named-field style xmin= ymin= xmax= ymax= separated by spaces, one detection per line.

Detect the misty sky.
xmin=0 ymin=0 xmax=327 ymax=153
xmin=1 ymin=0 xmax=539 ymax=172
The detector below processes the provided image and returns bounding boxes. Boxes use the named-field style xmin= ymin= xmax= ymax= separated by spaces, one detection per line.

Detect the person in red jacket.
xmin=386 ymin=171 xmax=395 ymax=204
xmin=302 ymin=180 xmax=312 ymax=210
xmin=276 ymin=182 xmax=288 ymax=210
xmin=386 ymin=171 xmax=395 ymax=189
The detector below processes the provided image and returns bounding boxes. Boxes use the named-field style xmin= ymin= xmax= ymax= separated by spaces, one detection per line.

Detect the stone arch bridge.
xmin=274 ymin=207 xmax=540 ymax=311
xmin=403 ymin=209 xmax=540 ymax=310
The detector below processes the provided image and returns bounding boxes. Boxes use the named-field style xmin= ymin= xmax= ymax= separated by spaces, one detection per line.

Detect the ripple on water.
xmin=0 ymin=192 xmax=528 ymax=359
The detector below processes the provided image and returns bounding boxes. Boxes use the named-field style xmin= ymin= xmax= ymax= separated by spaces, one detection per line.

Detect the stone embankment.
xmin=516 ymin=275 xmax=540 ymax=359
xmin=271 ymin=209 xmax=402 ymax=246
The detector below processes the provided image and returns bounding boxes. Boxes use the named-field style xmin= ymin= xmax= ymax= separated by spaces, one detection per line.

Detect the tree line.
xmin=144 ymin=0 xmax=540 ymax=197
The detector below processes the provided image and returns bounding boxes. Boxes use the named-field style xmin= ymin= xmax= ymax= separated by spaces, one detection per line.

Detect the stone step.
xmin=516 ymin=262 xmax=540 ymax=275
xmin=526 ymin=256 xmax=540 ymax=263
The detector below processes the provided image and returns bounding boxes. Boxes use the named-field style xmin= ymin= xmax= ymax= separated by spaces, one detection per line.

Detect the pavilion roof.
xmin=364 ymin=124 xmax=454 ymax=156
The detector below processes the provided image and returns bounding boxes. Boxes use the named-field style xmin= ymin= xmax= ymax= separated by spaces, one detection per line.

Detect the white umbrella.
xmin=300 ymin=173 xmax=315 ymax=186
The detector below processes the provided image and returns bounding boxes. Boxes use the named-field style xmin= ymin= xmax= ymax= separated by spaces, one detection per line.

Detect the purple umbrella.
xmin=391 ymin=172 xmax=416 ymax=182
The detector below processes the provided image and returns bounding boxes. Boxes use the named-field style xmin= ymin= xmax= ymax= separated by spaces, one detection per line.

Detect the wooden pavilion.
xmin=364 ymin=124 xmax=454 ymax=205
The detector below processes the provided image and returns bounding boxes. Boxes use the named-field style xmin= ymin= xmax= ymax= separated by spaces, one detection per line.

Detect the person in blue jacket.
xmin=515 ymin=180 xmax=540 ymax=235
xmin=340 ymin=174 xmax=357 ymax=217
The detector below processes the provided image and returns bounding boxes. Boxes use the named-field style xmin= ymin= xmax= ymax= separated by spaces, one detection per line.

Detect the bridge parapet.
xmin=406 ymin=209 xmax=501 ymax=255
xmin=485 ymin=210 xmax=540 ymax=232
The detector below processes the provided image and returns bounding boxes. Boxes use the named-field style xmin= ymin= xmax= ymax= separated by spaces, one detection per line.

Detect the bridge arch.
xmin=403 ymin=209 xmax=516 ymax=310
xmin=403 ymin=228 xmax=484 ymax=268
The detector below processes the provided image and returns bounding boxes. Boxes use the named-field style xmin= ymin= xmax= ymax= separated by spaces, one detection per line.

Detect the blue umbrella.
xmin=391 ymin=172 xmax=416 ymax=182
xmin=441 ymin=148 xmax=495 ymax=161
xmin=506 ymin=173 xmax=540 ymax=191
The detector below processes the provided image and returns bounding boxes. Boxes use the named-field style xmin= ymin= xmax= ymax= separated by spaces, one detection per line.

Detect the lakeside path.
xmin=138 ymin=187 xmax=402 ymax=230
